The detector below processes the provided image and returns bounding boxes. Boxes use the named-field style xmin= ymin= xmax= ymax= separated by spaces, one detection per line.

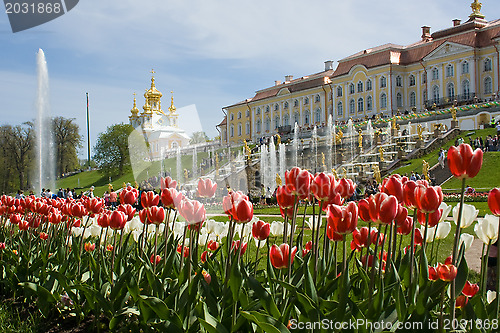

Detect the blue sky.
xmin=0 ymin=0 xmax=499 ymax=157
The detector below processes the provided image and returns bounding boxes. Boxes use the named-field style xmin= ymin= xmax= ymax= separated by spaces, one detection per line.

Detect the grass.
xmin=392 ymin=127 xmax=497 ymax=176
xmin=442 ymin=152 xmax=500 ymax=190
xmin=0 ymin=301 xmax=37 ymax=333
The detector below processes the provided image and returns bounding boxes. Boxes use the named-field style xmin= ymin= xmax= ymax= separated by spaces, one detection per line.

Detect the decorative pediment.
xmin=423 ymin=42 xmax=474 ymax=61
xmin=277 ymin=88 xmax=291 ymax=96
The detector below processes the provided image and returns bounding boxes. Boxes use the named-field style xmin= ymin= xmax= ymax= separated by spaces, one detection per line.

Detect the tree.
xmin=93 ymin=123 xmax=134 ymax=176
xmin=52 ymin=116 xmax=82 ymax=177
xmin=190 ymin=131 xmax=209 ymax=144
xmin=0 ymin=122 xmax=35 ymax=190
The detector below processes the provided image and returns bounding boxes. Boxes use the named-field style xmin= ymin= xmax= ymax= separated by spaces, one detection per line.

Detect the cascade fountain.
xmin=269 ymin=136 xmax=277 ymax=190
xmin=293 ymin=122 xmax=299 ymax=167
xmin=35 ymin=49 xmax=55 ymax=195
xmin=311 ymin=126 xmax=318 ymax=172
xmin=347 ymin=119 xmax=354 ymax=162
xmin=279 ymin=143 xmax=286 ymax=182
xmin=176 ymin=147 xmax=182 ymax=185
xmin=192 ymin=146 xmax=197 ymax=179
xmin=260 ymin=144 xmax=268 ymax=189
xmin=332 ymin=123 xmax=337 ymax=168
xmin=327 ymin=115 xmax=333 ymax=171
xmin=366 ymin=120 xmax=374 ymax=148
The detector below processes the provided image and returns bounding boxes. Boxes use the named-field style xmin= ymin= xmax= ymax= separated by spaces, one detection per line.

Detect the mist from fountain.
xmin=312 ymin=126 xmax=318 ymax=172
xmin=192 ymin=146 xmax=197 ymax=179
xmin=269 ymin=136 xmax=277 ymax=190
xmin=367 ymin=120 xmax=374 ymax=148
xmin=260 ymin=144 xmax=268 ymax=190
xmin=333 ymin=124 xmax=337 ymax=168
xmin=35 ymin=49 xmax=55 ymax=195
xmin=327 ymin=115 xmax=333 ymax=171
xmin=176 ymin=147 xmax=182 ymax=185
xmin=279 ymin=143 xmax=286 ymax=182
xmin=293 ymin=122 xmax=299 ymax=167
xmin=347 ymin=119 xmax=354 ymax=162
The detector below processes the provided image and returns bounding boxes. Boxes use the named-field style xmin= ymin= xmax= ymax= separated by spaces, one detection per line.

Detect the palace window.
xmin=315 ymin=94 xmax=321 ymax=103
xmin=238 ymin=123 xmax=242 ymax=136
xmin=349 ymin=99 xmax=355 ymax=114
xmin=367 ymin=96 xmax=372 ymax=111
xmin=246 ymin=122 xmax=250 ymax=134
xmin=396 ymin=93 xmax=403 ymax=108
xmin=422 ymin=73 xmax=427 ymax=84
xmin=484 ymin=58 xmax=492 ymax=72
xmin=294 ymin=112 xmax=300 ymax=125
xmin=447 ymin=82 xmax=455 ymax=99
xmin=304 ymin=110 xmax=310 ymax=124
xmin=349 ymin=83 xmax=355 ymax=94
xmin=266 ymin=106 xmax=270 ymax=113
xmin=294 ymin=99 xmax=299 ymax=107
xmin=462 ymin=61 xmax=469 ymax=74
xmin=432 ymin=68 xmax=439 ymax=80
xmin=275 ymin=116 xmax=280 ymax=129
xmin=256 ymin=108 xmax=261 ymax=115
xmin=284 ymin=101 xmax=289 ymax=109
xmin=315 ymin=109 xmax=321 ymax=123
xmin=357 ymin=98 xmax=364 ymax=112
xmin=366 ymin=79 xmax=372 ymax=91
xmin=357 ymin=81 xmax=363 ymax=93
xmin=304 ymin=97 xmax=309 ymax=105
xmin=380 ymin=76 xmax=387 ymax=88
xmin=446 ymin=64 xmax=454 ymax=77
xmin=256 ymin=119 xmax=261 ymax=133
xmin=237 ymin=112 xmax=242 ymax=119
xmin=409 ymin=75 xmax=416 ymax=86
xmin=283 ymin=116 xmax=289 ymax=127
xmin=274 ymin=104 xmax=279 ymax=111
xmin=230 ymin=113 xmax=234 ymax=121
xmin=432 ymin=85 xmax=440 ymax=103
xmin=485 ymin=77 xmax=493 ymax=94
xmin=337 ymin=102 xmax=343 ymax=116
xmin=462 ymin=80 xmax=470 ymax=99
xmin=410 ymin=92 xmax=416 ymax=107
xmin=337 ymin=86 xmax=343 ymax=97
xmin=380 ymin=93 xmax=387 ymax=108
xmin=396 ymin=76 xmax=402 ymax=87
xmin=230 ymin=125 xmax=234 ymax=137
xmin=423 ymin=90 xmax=428 ymax=102
xmin=246 ymin=110 xmax=250 ymax=117
xmin=265 ymin=117 xmax=271 ymax=131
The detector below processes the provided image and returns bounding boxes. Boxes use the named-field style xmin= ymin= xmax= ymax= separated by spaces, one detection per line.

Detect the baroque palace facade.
xmin=218 ymin=2 xmax=500 ymax=145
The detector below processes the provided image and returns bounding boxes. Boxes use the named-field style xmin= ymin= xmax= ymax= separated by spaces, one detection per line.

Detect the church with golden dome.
xmin=129 ymin=71 xmax=190 ymax=158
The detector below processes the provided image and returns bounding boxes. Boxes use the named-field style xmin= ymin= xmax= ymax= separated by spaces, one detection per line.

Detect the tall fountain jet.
xmin=35 ymin=49 xmax=55 ymax=196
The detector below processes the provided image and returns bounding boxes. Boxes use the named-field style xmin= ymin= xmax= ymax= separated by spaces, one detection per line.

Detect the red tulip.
xmin=311 ymin=172 xmax=336 ymax=202
xmin=269 ymin=243 xmax=297 ymax=269
xmin=403 ymin=180 xmax=418 ymax=208
xmin=276 ymin=185 xmax=295 ymax=209
xmin=109 ymin=210 xmax=127 ymax=230
xmin=351 ymin=227 xmax=376 ymax=250
xmin=10 ymin=213 xmax=22 ymax=225
xmin=177 ymin=244 xmax=189 ymax=257
xmin=48 ymin=212 xmax=63 ymax=225
xmin=71 ymin=203 xmax=87 ymax=218
xmin=414 ymin=228 xmax=423 ymax=246
xmin=252 ymin=220 xmax=270 ymax=241
xmin=106 ymin=244 xmax=114 ymax=252
xmin=84 ymin=242 xmax=96 ymax=252
xmin=302 ymin=241 xmax=313 ymax=257
xmin=202 ymin=270 xmax=211 ymax=284
xmin=141 ymin=191 xmax=160 ymax=209
xmin=488 ymin=188 xmax=500 ymax=216
xmin=0 ymin=243 xmax=5 ymax=250
xmin=395 ymin=204 xmax=408 ymax=226
xmin=367 ymin=192 xmax=398 ymax=224
xmin=139 ymin=209 xmax=148 ymax=224
xmin=358 ymin=198 xmax=371 ymax=222
xmin=207 ymin=240 xmax=219 ymax=251
xmin=437 ymin=263 xmax=457 ymax=281
xmin=428 ymin=266 xmax=438 ymax=281
xmin=150 ymin=254 xmax=161 ymax=265
xmin=232 ymin=240 xmax=248 ymax=256
xmin=201 ymin=250 xmax=208 ymax=263
xmin=456 ymin=295 xmax=468 ymax=309
xmin=39 ymin=232 xmax=49 ymax=240
xmin=327 ymin=223 xmax=344 ymax=241
xmin=117 ymin=204 xmax=136 ymax=221
xmin=285 ymin=167 xmax=312 ymax=200
xmin=447 ymin=143 xmax=483 ymax=179
xmin=397 ymin=216 xmax=413 ymax=235
xmin=18 ymin=220 xmax=29 ymax=231
xmin=147 ymin=206 xmax=165 ymax=225
xmin=197 ymin=178 xmax=217 ymax=198
xmin=462 ymin=281 xmax=479 ymax=297
xmin=279 ymin=207 xmax=294 ymax=219
xmin=160 ymin=176 xmax=177 ymax=190
xmin=97 ymin=212 xmax=110 ymax=228
xmin=336 ymin=178 xmax=356 ymax=199
xmin=120 ymin=186 xmax=139 ymax=205
xmin=161 ymin=188 xmax=183 ymax=209
xmin=84 ymin=197 xmax=104 ymax=216
xmin=380 ymin=175 xmax=404 ymax=202
xmin=415 ymin=185 xmax=443 ymax=213
xmin=179 ymin=199 xmax=205 ymax=230
xmin=417 ymin=208 xmax=442 ymax=227
xmin=326 ymin=202 xmax=358 ymax=235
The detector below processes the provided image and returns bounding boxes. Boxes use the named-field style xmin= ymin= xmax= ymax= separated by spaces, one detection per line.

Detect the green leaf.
xmin=248 ymin=276 xmax=281 ymax=318
xmin=229 ymin=260 xmax=243 ymax=301
xmin=296 ymin=292 xmax=320 ymax=322
xmin=454 ymin=251 xmax=469 ymax=298
xmin=240 ymin=311 xmax=290 ymax=333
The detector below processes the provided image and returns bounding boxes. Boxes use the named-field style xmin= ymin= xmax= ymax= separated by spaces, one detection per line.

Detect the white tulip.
xmin=452 ymin=203 xmax=479 ymax=229
xmin=172 ymin=222 xmax=186 ymax=238
xmin=124 ymin=216 xmax=142 ymax=234
xmin=270 ymin=221 xmax=284 ymax=237
xmin=132 ymin=229 xmax=141 ymax=243
xmin=198 ymin=231 xmax=208 ymax=246
xmin=487 ymin=290 xmax=497 ymax=304
xmin=205 ymin=219 xmax=218 ymax=234
xmin=438 ymin=202 xmax=452 ymax=223
xmin=459 ymin=233 xmax=474 ymax=251
xmin=213 ymin=222 xmax=229 ymax=239
xmin=435 ymin=221 xmax=451 ymax=240
xmin=71 ymin=227 xmax=83 ymax=237
xmin=305 ymin=216 xmax=323 ymax=232
xmin=474 ymin=215 xmax=499 ymax=245
xmin=421 ymin=226 xmax=436 ymax=243
xmin=88 ymin=224 xmax=102 ymax=238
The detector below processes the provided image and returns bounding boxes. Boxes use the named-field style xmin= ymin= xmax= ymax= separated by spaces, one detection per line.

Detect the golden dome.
xmin=144 ymin=70 xmax=162 ymax=99
xmin=130 ymin=93 xmax=140 ymax=115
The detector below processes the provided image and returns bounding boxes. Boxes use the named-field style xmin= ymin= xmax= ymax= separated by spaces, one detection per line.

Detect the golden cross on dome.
xmin=151 ymin=69 xmax=155 ymax=75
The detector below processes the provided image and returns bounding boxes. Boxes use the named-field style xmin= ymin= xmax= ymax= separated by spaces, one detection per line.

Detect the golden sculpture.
xmin=358 ymin=129 xmax=363 ymax=148
xmin=215 ymin=155 xmax=220 ymax=177
xmin=391 ymin=118 xmax=397 ymax=130
xmin=342 ymin=167 xmax=347 ymax=179
xmin=450 ymin=106 xmax=458 ymax=121
xmin=422 ymin=160 xmax=430 ymax=182
xmin=331 ymin=168 xmax=338 ymax=179
xmin=417 ymin=124 xmax=424 ymax=140
xmin=335 ymin=129 xmax=344 ymax=144
xmin=244 ymin=140 xmax=251 ymax=157
xmin=276 ymin=173 xmax=282 ymax=186
xmin=276 ymin=134 xmax=281 ymax=145
xmin=122 ymin=182 xmax=126 ymax=189
xmin=372 ymin=164 xmax=381 ymax=184
xmin=321 ymin=152 xmax=326 ymax=169
xmin=379 ymin=147 xmax=385 ymax=162
xmin=134 ymin=181 xmax=139 ymax=189
xmin=108 ymin=183 xmax=113 ymax=191
xmin=470 ymin=0 xmax=485 ymax=19
xmin=184 ymin=169 xmax=188 ymax=180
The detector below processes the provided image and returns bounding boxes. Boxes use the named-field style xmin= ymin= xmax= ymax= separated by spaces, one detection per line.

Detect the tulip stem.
xmin=386 ymin=221 xmax=394 ymax=274
xmin=369 ymin=228 xmax=381 ymax=302
xmin=479 ymin=242 xmax=486 ymax=294
xmin=482 ymin=240 xmax=492 ymax=298
xmin=342 ymin=236 xmax=347 ymax=273
xmin=430 ymin=227 xmax=439 ymax=265
xmin=422 ymin=213 xmax=429 ymax=255
xmin=314 ymin=201 xmax=323 ymax=283
xmin=153 ymin=224 xmax=159 ymax=273
xmin=378 ymin=224 xmax=388 ymax=281
xmin=364 ymin=222 xmax=371 ymax=271
xmin=409 ymin=208 xmax=417 ymax=289
xmin=333 ymin=240 xmax=338 ymax=278
xmin=254 ymin=240 xmax=260 ymax=276
xmin=110 ymin=230 xmax=117 ymax=285
xmin=451 ymin=177 xmax=466 ymax=324
xmin=298 ymin=200 xmax=308 ymax=249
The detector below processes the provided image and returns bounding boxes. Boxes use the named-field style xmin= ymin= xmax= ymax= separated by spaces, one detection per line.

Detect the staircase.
xmin=429 ymin=160 xmax=452 ymax=185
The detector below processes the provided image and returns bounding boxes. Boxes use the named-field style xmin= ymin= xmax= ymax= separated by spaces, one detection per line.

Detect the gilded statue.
xmin=422 ymin=160 xmax=430 ymax=182
xmin=450 ymin=106 xmax=457 ymax=121
xmin=244 ymin=140 xmax=251 ymax=157
xmin=331 ymin=168 xmax=338 ymax=179
xmin=276 ymin=173 xmax=282 ymax=186
xmin=358 ymin=129 xmax=363 ymax=148
xmin=342 ymin=167 xmax=347 ymax=179
xmin=391 ymin=118 xmax=397 ymax=130
xmin=321 ymin=152 xmax=326 ymax=168
xmin=372 ymin=164 xmax=381 ymax=184
xmin=379 ymin=146 xmax=385 ymax=162
xmin=276 ymin=134 xmax=281 ymax=145
xmin=417 ymin=125 xmax=424 ymax=140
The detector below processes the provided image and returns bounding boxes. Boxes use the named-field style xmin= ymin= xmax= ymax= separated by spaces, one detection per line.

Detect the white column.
xmin=470 ymin=56 xmax=476 ymax=96
xmin=417 ymin=70 xmax=421 ymax=109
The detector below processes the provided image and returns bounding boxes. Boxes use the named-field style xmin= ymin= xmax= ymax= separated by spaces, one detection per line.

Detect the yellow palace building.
xmin=219 ymin=1 xmax=500 ymax=145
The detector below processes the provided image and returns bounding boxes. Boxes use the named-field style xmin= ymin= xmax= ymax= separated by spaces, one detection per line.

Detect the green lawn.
xmin=442 ymin=152 xmax=500 ymax=191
